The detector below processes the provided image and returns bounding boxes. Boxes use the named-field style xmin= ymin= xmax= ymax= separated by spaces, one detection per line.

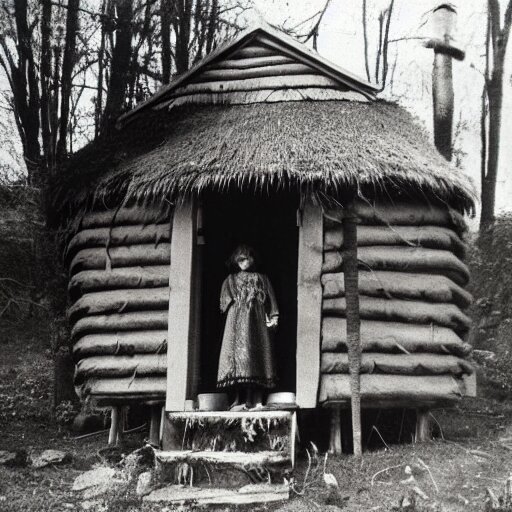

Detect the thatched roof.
xmin=55 ymin=100 xmax=475 ymax=217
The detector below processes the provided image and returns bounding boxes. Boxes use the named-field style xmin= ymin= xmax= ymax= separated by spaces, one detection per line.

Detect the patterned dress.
xmin=217 ymin=271 xmax=279 ymax=389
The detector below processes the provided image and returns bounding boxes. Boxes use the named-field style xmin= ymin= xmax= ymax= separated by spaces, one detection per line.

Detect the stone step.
xmin=143 ymin=483 xmax=290 ymax=505
xmin=155 ymin=449 xmax=291 ymax=467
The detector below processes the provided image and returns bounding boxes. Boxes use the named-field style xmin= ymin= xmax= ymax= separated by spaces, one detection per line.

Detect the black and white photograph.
xmin=0 ymin=0 xmax=511 ymax=510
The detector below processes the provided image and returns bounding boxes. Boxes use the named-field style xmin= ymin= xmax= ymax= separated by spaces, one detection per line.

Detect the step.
xmin=144 ymin=483 xmax=290 ymax=505
xmin=155 ymin=449 xmax=291 ymax=466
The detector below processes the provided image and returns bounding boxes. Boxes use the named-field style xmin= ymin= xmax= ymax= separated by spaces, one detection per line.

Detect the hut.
xmin=58 ymin=21 xmax=476 ymax=453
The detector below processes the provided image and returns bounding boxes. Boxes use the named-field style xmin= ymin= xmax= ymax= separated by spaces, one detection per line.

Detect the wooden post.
xmin=329 ymin=406 xmax=343 ymax=455
xmin=166 ymin=201 xmax=197 ymax=411
xmin=296 ymin=201 xmax=323 ymax=408
xmin=149 ymin=405 xmax=162 ymax=447
xmin=108 ymin=406 xmax=120 ymax=445
xmin=342 ymin=201 xmax=362 ymax=458
xmin=415 ymin=408 xmax=432 ymax=442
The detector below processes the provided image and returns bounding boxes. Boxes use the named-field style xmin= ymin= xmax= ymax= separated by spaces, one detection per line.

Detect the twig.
xmin=417 ymin=457 xmax=439 ymax=493
xmin=371 ymin=463 xmax=404 ymax=486
xmin=429 ymin=412 xmax=445 ymax=440
xmin=371 ymin=425 xmax=391 ymax=451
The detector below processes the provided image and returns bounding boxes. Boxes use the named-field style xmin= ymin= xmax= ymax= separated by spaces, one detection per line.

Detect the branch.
xmin=362 ymin=0 xmax=371 ymax=82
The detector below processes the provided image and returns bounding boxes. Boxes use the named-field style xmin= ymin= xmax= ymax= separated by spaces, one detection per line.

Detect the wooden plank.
xmin=322 ymin=296 xmax=471 ymax=332
xmin=81 ymin=205 xmax=171 ymax=228
xmin=69 ymin=266 xmax=169 ymax=296
xmin=322 ymin=246 xmax=470 ymax=286
xmin=321 ymin=352 xmax=473 ymax=376
xmin=156 ymin=450 xmax=290 ymax=465
xmin=207 ymin=55 xmax=295 ymax=69
xmin=173 ymin=74 xmax=341 ymax=97
xmin=75 ymin=354 xmax=167 ymax=382
xmin=319 ymin=374 xmax=464 ymax=403
xmin=166 ymin=201 xmax=196 ymax=411
xmin=166 ymin=410 xmax=291 ymax=420
xmin=321 ymin=271 xmax=472 ymax=308
xmin=70 ymin=244 xmax=171 ymax=274
xmin=229 ymin=45 xmax=278 ymax=59
xmin=144 ymin=483 xmax=289 ymax=505
xmin=296 ymin=201 xmax=323 ymax=408
xmin=67 ymin=224 xmax=170 ymax=256
xmin=321 ymin=318 xmax=469 ymax=355
xmin=73 ymin=331 xmax=168 ymax=357
xmin=196 ymin=63 xmax=315 ymax=82
xmin=71 ymin=311 xmax=168 ymax=339
xmin=68 ymin=287 xmax=169 ymax=320
xmin=166 ymin=88 xmax=367 ymax=109
xmin=323 ymin=224 xmax=467 ymax=257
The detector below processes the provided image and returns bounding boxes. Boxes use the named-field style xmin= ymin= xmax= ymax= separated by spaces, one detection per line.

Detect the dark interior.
xmin=199 ymin=192 xmax=299 ymax=396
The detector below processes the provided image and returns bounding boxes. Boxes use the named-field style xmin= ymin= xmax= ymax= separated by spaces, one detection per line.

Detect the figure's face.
xmin=237 ymin=255 xmax=253 ymax=271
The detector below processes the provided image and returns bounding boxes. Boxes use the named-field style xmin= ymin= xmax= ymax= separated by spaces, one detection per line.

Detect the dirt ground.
xmin=1 ymin=328 xmax=512 ymax=512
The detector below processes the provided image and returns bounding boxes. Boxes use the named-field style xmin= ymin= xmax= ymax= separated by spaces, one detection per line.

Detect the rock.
xmin=136 ymin=471 xmax=153 ymax=496
xmin=32 ymin=449 xmax=70 ymax=468
xmin=72 ymin=467 xmax=117 ymax=492
xmin=123 ymin=445 xmax=155 ymax=472
xmin=81 ymin=500 xmax=106 ymax=511
xmin=0 ymin=450 xmax=27 ymax=467
xmin=72 ymin=413 xmax=105 ymax=434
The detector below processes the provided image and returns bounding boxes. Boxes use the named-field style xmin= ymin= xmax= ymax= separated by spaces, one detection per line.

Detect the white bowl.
xmin=266 ymin=392 xmax=296 ymax=405
xmin=197 ymin=393 xmax=229 ymax=411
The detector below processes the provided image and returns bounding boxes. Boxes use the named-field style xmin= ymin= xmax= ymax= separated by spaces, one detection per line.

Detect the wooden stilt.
xmin=329 ymin=407 xmax=342 ymax=455
xmin=108 ymin=406 xmax=120 ymax=445
xmin=149 ymin=405 xmax=162 ymax=447
xmin=415 ymin=408 xmax=432 ymax=442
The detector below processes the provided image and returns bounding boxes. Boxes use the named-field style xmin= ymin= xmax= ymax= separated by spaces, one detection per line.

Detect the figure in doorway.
xmin=217 ymin=245 xmax=279 ymax=411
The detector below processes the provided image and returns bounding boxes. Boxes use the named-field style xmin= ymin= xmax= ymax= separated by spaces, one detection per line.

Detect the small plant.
xmin=55 ymin=400 xmax=79 ymax=427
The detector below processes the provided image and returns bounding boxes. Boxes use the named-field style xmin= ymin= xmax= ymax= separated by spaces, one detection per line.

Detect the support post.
xmin=416 ymin=408 xmax=432 ymax=442
xmin=296 ymin=201 xmax=323 ymax=408
xmin=149 ymin=405 xmax=162 ymax=447
xmin=166 ymin=201 xmax=197 ymax=411
xmin=108 ymin=406 xmax=121 ymax=446
xmin=329 ymin=406 xmax=343 ymax=455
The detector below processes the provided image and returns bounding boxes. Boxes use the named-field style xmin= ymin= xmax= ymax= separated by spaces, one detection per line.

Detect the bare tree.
xmin=480 ymin=0 xmax=512 ymax=230
xmin=361 ymin=0 xmax=395 ymax=90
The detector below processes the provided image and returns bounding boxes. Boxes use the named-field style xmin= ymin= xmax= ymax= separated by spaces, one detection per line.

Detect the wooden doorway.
xmin=199 ymin=192 xmax=299 ymax=396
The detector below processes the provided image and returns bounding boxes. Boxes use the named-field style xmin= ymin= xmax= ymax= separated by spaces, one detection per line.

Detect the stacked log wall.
xmin=319 ymin=202 xmax=474 ymax=406
xmin=67 ymin=205 xmax=172 ymax=404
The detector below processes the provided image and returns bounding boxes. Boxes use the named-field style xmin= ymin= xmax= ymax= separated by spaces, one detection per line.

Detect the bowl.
xmin=197 ymin=393 xmax=229 ymax=411
xmin=266 ymin=392 xmax=296 ymax=405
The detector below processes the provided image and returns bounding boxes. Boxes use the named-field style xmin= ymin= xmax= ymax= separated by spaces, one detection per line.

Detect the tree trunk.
xmin=480 ymin=77 xmax=503 ymax=229
xmin=102 ymin=0 xmax=134 ymax=134
xmin=56 ymin=0 xmax=79 ymax=160
xmin=342 ymin=201 xmax=362 ymax=457
xmin=480 ymin=0 xmax=512 ymax=231
xmin=161 ymin=0 xmax=172 ymax=83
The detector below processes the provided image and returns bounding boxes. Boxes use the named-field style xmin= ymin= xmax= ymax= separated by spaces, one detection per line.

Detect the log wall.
xmin=319 ymin=201 xmax=474 ymax=406
xmin=68 ymin=205 xmax=172 ymax=404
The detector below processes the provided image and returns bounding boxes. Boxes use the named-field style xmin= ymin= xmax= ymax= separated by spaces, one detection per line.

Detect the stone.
xmin=32 ymin=449 xmax=70 ymax=468
xmin=0 ymin=450 xmax=27 ymax=467
xmin=136 ymin=471 xmax=153 ymax=496
xmin=72 ymin=467 xmax=117 ymax=492
xmin=144 ymin=483 xmax=289 ymax=505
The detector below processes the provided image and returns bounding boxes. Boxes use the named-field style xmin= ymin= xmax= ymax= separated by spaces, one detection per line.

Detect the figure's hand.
xmin=267 ymin=316 xmax=278 ymax=328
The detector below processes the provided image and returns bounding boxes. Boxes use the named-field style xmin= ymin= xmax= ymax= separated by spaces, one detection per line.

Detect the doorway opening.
xmin=199 ymin=192 xmax=299 ymax=397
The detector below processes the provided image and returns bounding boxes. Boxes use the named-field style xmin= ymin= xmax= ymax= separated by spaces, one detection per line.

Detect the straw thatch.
xmin=56 ymin=100 xmax=475 ymax=218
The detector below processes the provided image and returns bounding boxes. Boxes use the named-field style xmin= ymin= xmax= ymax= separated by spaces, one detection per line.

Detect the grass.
xmin=1 ymin=323 xmax=512 ymax=511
